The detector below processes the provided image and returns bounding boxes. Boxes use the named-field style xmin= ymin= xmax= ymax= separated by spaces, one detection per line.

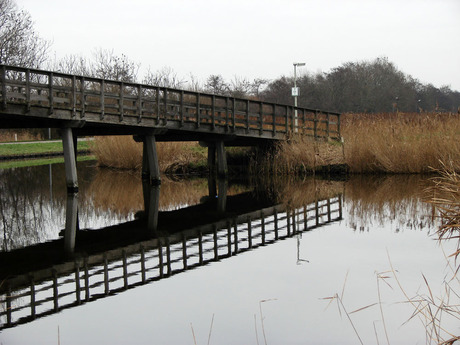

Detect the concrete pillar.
xmin=62 ymin=127 xmax=78 ymax=192
xmin=143 ymin=135 xmax=161 ymax=185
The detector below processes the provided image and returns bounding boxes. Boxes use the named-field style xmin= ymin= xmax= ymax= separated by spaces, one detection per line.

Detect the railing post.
xmin=1 ymin=65 xmax=6 ymax=109
xmin=163 ymin=87 xmax=168 ymax=121
xmin=137 ymin=85 xmax=142 ymax=123
xmin=326 ymin=112 xmax=330 ymax=138
xmin=48 ymin=72 xmax=54 ymax=115
xmin=232 ymin=98 xmax=236 ymax=132
xmin=156 ymin=86 xmax=160 ymax=123
xmin=180 ymin=90 xmax=184 ymax=127
xmin=80 ymin=77 xmax=86 ymax=118
xmin=225 ymin=97 xmax=230 ymax=132
xmin=25 ymin=69 xmax=31 ymax=112
xmin=100 ymin=80 xmax=105 ymax=120
xmin=211 ymin=94 xmax=216 ymax=130
xmin=272 ymin=104 xmax=276 ymax=137
xmin=259 ymin=101 xmax=263 ymax=135
xmin=245 ymin=100 xmax=250 ymax=133
xmin=72 ymin=75 xmax=76 ymax=117
xmin=196 ymin=93 xmax=201 ymax=128
xmin=119 ymin=82 xmax=124 ymax=122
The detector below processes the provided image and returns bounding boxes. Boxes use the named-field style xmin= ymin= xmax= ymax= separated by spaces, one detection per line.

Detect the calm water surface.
xmin=0 ymin=161 xmax=458 ymax=344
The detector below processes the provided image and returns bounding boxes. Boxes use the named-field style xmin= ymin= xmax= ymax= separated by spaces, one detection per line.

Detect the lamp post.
xmin=292 ymin=62 xmax=306 ymax=132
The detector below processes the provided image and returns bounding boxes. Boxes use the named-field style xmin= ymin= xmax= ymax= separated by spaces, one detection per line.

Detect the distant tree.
xmin=143 ymin=66 xmax=185 ymax=88
xmin=260 ymin=57 xmax=460 ymax=113
xmin=260 ymin=76 xmax=291 ymax=105
xmin=204 ymin=74 xmax=229 ymax=95
xmin=90 ymin=49 xmax=139 ymax=83
xmin=0 ymin=0 xmax=50 ymax=67
xmin=50 ymin=54 xmax=90 ymax=76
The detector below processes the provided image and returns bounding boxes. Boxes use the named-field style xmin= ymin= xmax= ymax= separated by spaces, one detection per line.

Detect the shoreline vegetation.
xmin=89 ymin=111 xmax=460 ymax=175
xmin=1 ymin=112 xmax=459 ymax=176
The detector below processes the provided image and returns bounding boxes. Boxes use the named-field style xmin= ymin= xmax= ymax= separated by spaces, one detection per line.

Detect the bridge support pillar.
xmin=216 ymin=141 xmax=228 ymax=177
xmin=142 ymin=135 xmax=161 ymax=185
xmin=143 ymin=180 xmax=160 ymax=234
xmin=207 ymin=141 xmax=227 ymax=177
xmin=64 ymin=192 xmax=79 ymax=257
xmin=62 ymin=127 xmax=78 ymax=193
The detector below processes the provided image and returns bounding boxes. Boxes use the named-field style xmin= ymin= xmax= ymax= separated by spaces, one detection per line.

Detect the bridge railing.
xmin=0 ymin=64 xmax=341 ymax=139
xmin=0 ymin=196 xmax=342 ymax=329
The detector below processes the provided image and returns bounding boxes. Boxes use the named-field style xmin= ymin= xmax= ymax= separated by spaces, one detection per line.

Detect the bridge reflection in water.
xmin=0 ymin=179 xmax=342 ymax=331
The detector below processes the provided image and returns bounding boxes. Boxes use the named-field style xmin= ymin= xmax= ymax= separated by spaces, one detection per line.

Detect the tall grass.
xmin=91 ymin=136 xmax=206 ymax=172
xmin=342 ymin=112 xmax=460 ymax=173
xmin=252 ymin=112 xmax=460 ymax=175
xmin=91 ymin=113 xmax=460 ymax=175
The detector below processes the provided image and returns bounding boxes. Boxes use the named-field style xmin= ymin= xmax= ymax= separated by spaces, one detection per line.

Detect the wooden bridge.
xmin=0 ymin=64 xmax=341 ymax=189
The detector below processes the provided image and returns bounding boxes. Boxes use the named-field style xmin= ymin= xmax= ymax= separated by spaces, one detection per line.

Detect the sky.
xmin=14 ymin=0 xmax=460 ymax=91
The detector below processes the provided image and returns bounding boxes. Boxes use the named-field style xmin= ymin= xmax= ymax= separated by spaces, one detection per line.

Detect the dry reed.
xmin=426 ymin=163 xmax=460 ymax=259
xmin=90 ymin=136 xmax=206 ymax=172
xmin=342 ymin=112 xmax=460 ymax=173
xmin=252 ymin=112 xmax=460 ymax=175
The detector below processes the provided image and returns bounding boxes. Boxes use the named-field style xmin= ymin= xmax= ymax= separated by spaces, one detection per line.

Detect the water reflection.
xmin=344 ymin=175 xmax=437 ymax=232
xmin=0 ymin=162 xmax=446 ymax=339
xmin=0 ymin=167 xmax=342 ymax=330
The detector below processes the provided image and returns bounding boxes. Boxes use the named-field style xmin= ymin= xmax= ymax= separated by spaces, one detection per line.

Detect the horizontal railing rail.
xmin=0 ymin=196 xmax=342 ymax=330
xmin=0 ymin=64 xmax=341 ymax=140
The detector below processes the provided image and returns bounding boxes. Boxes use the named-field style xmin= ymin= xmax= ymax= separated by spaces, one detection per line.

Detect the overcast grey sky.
xmin=15 ymin=0 xmax=460 ymax=90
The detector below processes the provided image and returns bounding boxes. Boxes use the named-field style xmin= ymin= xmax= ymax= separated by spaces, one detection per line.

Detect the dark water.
xmin=0 ymin=162 xmax=458 ymax=344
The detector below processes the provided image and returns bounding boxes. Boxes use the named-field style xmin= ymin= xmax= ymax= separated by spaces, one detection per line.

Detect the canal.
xmin=0 ymin=161 xmax=458 ymax=344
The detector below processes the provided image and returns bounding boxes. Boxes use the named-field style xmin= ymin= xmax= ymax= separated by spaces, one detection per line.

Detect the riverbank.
xmin=0 ymin=140 xmax=92 ymax=161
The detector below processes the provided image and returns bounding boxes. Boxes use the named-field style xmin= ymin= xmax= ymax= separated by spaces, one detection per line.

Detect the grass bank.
xmin=0 ymin=140 xmax=91 ymax=159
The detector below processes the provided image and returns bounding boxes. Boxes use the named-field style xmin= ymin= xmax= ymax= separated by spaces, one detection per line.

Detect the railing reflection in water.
xmin=0 ymin=194 xmax=342 ymax=330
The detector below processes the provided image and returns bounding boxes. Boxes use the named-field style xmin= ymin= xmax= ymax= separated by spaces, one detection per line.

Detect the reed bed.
xmin=342 ymin=112 xmax=460 ymax=173
xmin=427 ymin=165 xmax=460 ymax=259
xmin=91 ymin=136 xmax=206 ymax=172
xmin=252 ymin=112 xmax=460 ymax=175
xmin=0 ymin=129 xmax=43 ymax=142
xmin=90 ymin=112 xmax=460 ymax=175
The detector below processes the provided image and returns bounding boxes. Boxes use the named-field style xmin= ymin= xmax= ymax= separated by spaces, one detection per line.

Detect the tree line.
xmin=1 ymin=0 xmax=459 ymax=114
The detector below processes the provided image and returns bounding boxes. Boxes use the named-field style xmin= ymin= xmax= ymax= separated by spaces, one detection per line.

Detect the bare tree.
xmin=143 ymin=66 xmax=185 ymax=88
xmin=0 ymin=0 xmax=50 ymax=67
xmin=91 ymin=48 xmax=140 ymax=82
xmin=204 ymin=74 xmax=229 ymax=95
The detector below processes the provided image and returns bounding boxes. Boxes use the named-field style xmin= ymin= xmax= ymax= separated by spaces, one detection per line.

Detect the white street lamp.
xmin=293 ymin=62 xmax=306 ymax=132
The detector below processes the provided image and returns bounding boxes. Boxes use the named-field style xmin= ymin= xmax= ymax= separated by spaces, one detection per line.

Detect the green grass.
xmin=0 ymin=140 xmax=91 ymax=157
xmin=0 ymin=155 xmax=95 ymax=169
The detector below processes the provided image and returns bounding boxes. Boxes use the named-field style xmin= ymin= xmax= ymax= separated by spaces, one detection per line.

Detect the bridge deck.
xmin=0 ymin=65 xmax=340 ymax=144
